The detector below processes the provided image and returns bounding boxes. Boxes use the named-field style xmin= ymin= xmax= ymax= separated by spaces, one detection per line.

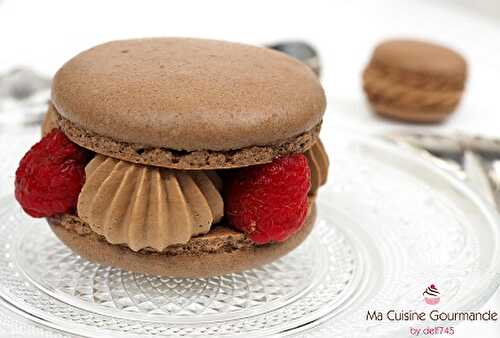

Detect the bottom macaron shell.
xmin=362 ymin=67 xmax=462 ymax=124
xmin=371 ymin=101 xmax=453 ymax=123
xmin=47 ymin=202 xmax=316 ymax=278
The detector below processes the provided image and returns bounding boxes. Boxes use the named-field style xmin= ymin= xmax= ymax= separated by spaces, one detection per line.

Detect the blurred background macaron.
xmin=362 ymin=39 xmax=467 ymax=123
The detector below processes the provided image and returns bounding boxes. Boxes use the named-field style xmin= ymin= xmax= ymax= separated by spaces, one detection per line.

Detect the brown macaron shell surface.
xmin=370 ymin=39 xmax=466 ymax=84
xmin=51 ymin=38 xmax=326 ymax=167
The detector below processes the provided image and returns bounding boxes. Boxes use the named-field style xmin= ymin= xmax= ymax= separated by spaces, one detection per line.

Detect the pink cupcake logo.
xmin=423 ymin=284 xmax=440 ymax=305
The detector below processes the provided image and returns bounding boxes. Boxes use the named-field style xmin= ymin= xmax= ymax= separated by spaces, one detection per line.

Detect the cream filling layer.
xmin=305 ymin=140 xmax=329 ymax=194
xmin=77 ymin=154 xmax=223 ymax=251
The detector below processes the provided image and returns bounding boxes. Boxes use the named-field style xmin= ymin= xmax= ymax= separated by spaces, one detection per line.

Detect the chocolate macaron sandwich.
xmin=15 ymin=38 xmax=328 ymax=277
xmin=363 ymin=39 xmax=467 ymax=123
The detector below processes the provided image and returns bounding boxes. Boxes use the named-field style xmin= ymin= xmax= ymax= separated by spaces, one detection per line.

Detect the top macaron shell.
xmin=51 ymin=38 xmax=326 ymax=153
xmin=370 ymin=39 xmax=467 ymax=86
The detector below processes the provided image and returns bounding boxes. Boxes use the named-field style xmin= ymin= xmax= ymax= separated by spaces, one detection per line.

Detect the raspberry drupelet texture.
xmin=224 ymin=154 xmax=311 ymax=244
xmin=15 ymin=129 xmax=91 ymax=217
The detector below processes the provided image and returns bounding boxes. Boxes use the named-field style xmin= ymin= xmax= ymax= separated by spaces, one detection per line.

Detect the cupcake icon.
xmin=423 ymin=284 xmax=440 ymax=305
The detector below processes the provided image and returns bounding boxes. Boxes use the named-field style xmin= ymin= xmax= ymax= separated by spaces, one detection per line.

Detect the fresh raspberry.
xmin=225 ymin=154 xmax=311 ymax=244
xmin=15 ymin=129 xmax=91 ymax=217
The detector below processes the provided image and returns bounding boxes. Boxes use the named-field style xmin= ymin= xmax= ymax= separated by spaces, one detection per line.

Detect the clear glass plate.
xmin=0 ymin=131 xmax=499 ymax=337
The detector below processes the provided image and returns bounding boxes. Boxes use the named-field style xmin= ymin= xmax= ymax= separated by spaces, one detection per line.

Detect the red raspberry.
xmin=15 ymin=129 xmax=91 ymax=217
xmin=225 ymin=154 xmax=311 ymax=244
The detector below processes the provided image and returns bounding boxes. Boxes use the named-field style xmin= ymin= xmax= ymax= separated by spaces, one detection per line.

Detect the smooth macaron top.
xmin=371 ymin=39 xmax=467 ymax=83
xmin=51 ymin=38 xmax=326 ymax=152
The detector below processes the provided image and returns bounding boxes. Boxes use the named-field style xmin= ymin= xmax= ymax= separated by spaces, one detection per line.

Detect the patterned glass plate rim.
xmin=0 ymin=131 xmax=498 ymax=337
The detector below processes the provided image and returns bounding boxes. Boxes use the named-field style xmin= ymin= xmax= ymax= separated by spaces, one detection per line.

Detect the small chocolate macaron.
xmin=30 ymin=37 xmax=329 ymax=277
xmin=363 ymin=39 xmax=467 ymax=123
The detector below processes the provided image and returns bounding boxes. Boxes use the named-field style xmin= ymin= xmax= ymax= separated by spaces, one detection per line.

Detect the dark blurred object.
xmin=267 ymin=41 xmax=321 ymax=76
xmin=0 ymin=67 xmax=50 ymax=126
xmin=0 ymin=67 xmax=50 ymax=101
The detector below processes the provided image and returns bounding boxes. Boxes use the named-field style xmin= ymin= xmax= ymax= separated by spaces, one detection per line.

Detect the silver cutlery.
xmin=385 ymin=130 xmax=500 ymax=211
xmin=267 ymin=41 xmax=321 ymax=76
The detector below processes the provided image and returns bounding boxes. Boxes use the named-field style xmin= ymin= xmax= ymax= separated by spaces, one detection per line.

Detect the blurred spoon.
xmin=267 ymin=41 xmax=321 ymax=76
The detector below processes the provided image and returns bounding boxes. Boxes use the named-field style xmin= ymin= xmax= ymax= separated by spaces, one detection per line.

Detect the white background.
xmin=0 ymin=0 xmax=499 ymax=336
